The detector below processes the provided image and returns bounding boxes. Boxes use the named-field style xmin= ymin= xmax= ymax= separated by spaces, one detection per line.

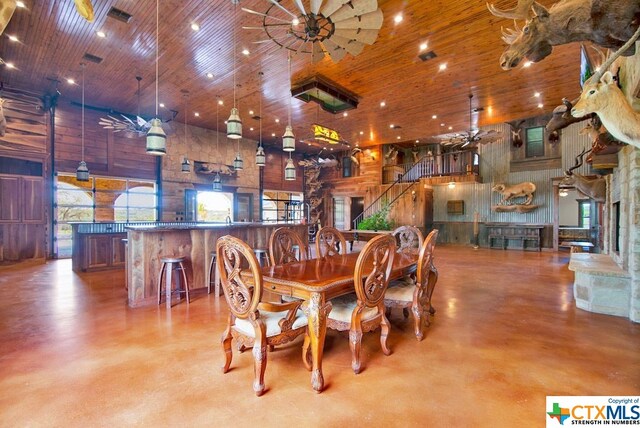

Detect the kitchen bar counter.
xmin=126 ymin=222 xmax=308 ymax=308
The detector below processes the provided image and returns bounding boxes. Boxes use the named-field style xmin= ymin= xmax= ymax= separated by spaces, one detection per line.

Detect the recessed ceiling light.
xmin=308 ymin=142 xmax=311 ymax=146
xmin=275 ymin=118 xmax=280 ymax=123
xmin=206 ymin=72 xmax=214 ymax=79
xmin=439 ymin=63 xmax=447 ymax=71
xmin=224 ymin=120 xmax=228 ymax=124
xmin=8 ymin=35 xmax=18 ymax=42
xmin=16 ymin=1 xmax=25 ymax=8
xmin=5 ymin=63 xmax=15 ymax=69
xmin=380 ymin=101 xmax=386 ymax=107
xmin=448 ymin=126 xmax=453 ymax=130
xmin=194 ymin=112 xmax=200 ymax=117
xmin=389 ymin=124 xmax=394 ymax=128
xmin=415 ymin=140 xmax=419 ymax=143
xmin=159 ymin=103 xmax=165 ymax=108
xmin=249 ymin=110 xmax=254 ymax=115
xmin=537 ymin=103 xmax=544 ymax=108
xmin=534 ymin=92 xmax=540 ymax=97
xmin=191 ymin=23 xmax=200 ymax=31
xmin=394 ymin=13 xmax=403 ymax=24
xmin=292 ymin=18 xmax=300 ymax=25
xmin=271 ymin=133 xmax=276 ymax=137
xmin=432 ymin=114 xmax=437 ymax=119
xmin=355 ymin=143 xmax=359 ymax=147
xmin=440 ymin=123 xmax=445 ymax=127
xmin=250 ymin=127 xmax=254 ymax=131
xmin=242 ymin=48 xmax=250 ymax=55
xmin=330 ymin=147 xmax=334 ymax=151
xmin=96 ymin=31 xmax=106 ymax=38
xmin=396 ymin=136 xmax=401 ymax=140
xmin=218 ymin=99 xmax=224 ymax=105
xmin=67 ymin=78 xmax=75 ymax=85
xmin=359 ymin=131 xmax=364 ymax=135
xmin=523 ymin=61 xmax=532 ymax=68
xmin=343 ymin=112 xmax=348 ymax=117
xmin=420 ymin=42 xmax=428 ymax=51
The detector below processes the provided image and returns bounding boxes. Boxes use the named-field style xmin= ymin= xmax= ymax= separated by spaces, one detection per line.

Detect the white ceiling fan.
xmin=242 ymin=0 xmax=383 ymax=63
xmin=439 ymin=94 xmax=502 ymax=149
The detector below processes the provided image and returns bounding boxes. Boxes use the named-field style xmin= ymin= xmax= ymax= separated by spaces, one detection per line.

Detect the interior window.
xmin=525 ymin=127 xmax=545 ymax=158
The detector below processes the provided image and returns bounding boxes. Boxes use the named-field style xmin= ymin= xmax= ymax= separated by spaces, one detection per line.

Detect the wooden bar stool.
xmin=157 ymin=256 xmax=190 ymax=308
xmin=207 ymin=251 xmax=222 ymax=295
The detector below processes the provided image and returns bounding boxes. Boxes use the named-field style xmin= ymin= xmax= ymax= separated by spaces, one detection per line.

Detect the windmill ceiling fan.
xmin=242 ymin=0 xmax=383 ymax=62
xmin=439 ymin=94 xmax=502 ymax=149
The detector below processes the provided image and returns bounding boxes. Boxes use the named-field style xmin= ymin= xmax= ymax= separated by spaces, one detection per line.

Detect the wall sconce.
xmin=448 ymin=181 xmax=456 ymax=189
xmin=411 ymin=190 xmax=417 ymax=202
xmin=559 ymin=188 xmax=568 ymax=197
xmin=181 ymin=157 xmax=190 ymax=173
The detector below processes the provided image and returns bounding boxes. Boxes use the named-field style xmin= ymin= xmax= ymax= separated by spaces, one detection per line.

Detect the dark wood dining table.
xmin=260 ymin=251 xmax=419 ymax=393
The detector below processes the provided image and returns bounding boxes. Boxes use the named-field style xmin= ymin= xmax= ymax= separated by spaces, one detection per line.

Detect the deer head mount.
xmin=562 ymin=148 xmax=606 ymax=203
xmin=571 ymin=25 xmax=640 ymax=150
xmin=488 ymin=0 xmax=640 ymax=70
xmin=506 ymin=120 xmax=525 ymax=148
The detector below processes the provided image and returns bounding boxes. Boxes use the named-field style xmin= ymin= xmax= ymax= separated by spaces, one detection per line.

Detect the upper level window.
xmin=525 ymin=126 xmax=545 ymax=158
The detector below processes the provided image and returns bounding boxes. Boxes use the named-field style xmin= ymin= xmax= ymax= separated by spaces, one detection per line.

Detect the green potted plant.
xmin=357 ymin=203 xmax=393 ymax=231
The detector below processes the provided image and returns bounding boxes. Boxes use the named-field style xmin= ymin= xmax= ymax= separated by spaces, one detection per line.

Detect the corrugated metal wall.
xmin=433 ymin=120 xmax=593 ymax=224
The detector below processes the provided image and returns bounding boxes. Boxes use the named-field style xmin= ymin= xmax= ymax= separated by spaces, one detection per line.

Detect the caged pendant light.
xmin=255 ymin=71 xmax=265 ymax=167
xmin=76 ymin=63 xmax=90 ymax=182
xmin=181 ymin=95 xmax=190 ymax=173
xmin=213 ymin=98 xmax=223 ymax=191
xmin=282 ymin=51 xmax=295 ymax=152
xmin=227 ymin=0 xmax=242 ymax=139
xmin=146 ymin=0 xmax=166 ymax=155
xmin=284 ymin=153 xmax=296 ymax=181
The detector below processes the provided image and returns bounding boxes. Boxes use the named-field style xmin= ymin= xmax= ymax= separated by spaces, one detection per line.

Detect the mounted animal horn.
xmin=487 ymin=0 xmax=536 ymax=20
xmin=566 ymin=148 xmax=591 ymax=176
xmin=587 ymin=25 xmax=640 ymax=84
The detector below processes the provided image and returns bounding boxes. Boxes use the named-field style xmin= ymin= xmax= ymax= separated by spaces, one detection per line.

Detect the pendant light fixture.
xmin=181 ymin=94 xmax=190 ymax=173
xmin=76 ymin=63 xmax=90 ymax=182
xmin=284 ymin=153 xmax=296 ymax=181
xmin=255 ymin=71 xmax=266 ymax=167
xmin=146 ymin=0 xmax=166 ymax=155
xmin=227 ymin=0 xmax=242 ymax=139
xmin=213 ymin=98 xmax=223 ymax=191
xmin=282 ymin=51 xmax=295 ymax=152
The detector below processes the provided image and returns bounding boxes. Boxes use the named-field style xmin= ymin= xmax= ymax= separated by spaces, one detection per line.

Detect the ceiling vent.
xmin=418 ymin=50 xmax=437 ymax=62
xmin=82 ymin=53 xmax=103 ymax=64
xmin=107 ymin=7 xmax=133 ymax=23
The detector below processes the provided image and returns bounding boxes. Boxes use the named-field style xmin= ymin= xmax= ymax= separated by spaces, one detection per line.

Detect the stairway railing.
xmin=352 ymin=150 xmax=479 ymax=229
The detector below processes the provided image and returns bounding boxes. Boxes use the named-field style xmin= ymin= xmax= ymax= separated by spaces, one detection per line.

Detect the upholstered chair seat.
xmin=234 ymin=308 xmax=308 ymax=338
xmin=327 ymin=294 xmax=379 ymax=324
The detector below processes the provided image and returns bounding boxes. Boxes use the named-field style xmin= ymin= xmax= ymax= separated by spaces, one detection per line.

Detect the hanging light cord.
xmin=155 ymin=0 xmax=159 ymax=117
xmin=81 ymin=63 xmax=85 ymax=162
xmin=287 ymin=51 xmax=292 ymax=127
xmin=216 ymin=99 xmax=221 ymax=173
xmin=259 ymin=73 xmax=262 ymax=147
xmin=233 ymin=2 xmax=237 ymax=109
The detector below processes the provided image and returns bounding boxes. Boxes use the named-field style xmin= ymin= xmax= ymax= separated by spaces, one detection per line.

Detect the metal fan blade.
xmin=266 ymin=0 xmax=298 ymax=19
xmin=329 ymin=0 xmax=377 ymax=22
xmin=328 ymin=35 xmax=365 ymax=56
xmin=311 ymin=0 xmax=324 ymax=15
xmin=321 ymin=39 xmax=347 ymax=62
xmin=241 ymin=7 xmax=292 ymax=24
xmin=293 ymin=0 xmax=306 ymax=15
xmin=319 ymin=0 xmax=347 ymax=17
xmin=312 ymin=42 xmax=325 ymax=63
xmin=252 ymin=39 xmax=279 ymax=44
xmin=243 ymin=24 xmax=290 ymax=29
xmin=333 ymin=28 xmax=379 ymax=44
xmin=333 ymin=9 xmax=383 ymax=30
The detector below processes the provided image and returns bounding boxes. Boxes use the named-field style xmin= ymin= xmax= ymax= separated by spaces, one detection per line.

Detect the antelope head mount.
xmin=562 ymin=148 xmax=606 ymax=203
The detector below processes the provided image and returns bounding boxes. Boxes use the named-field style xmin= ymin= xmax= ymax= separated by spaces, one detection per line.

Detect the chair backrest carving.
xmin=268 ymin=227 xmax=307 ymax=266
xmin=354 ymin=234 xmax=396 ymax=308
xmin=417 ymin=229 xmax=439 ymax=289
xmin=315 ymin=226 xmax=347 ymax=257
xmin=392 ymin=225 xmax=424 ymax=254
xmin=216 ymin=235 xmax=262 ymax=320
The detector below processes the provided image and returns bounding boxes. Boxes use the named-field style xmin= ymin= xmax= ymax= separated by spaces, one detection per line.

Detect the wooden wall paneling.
xmin=22 ymin=177 xmax=44 ymax=223
xmin=262 ymin=149 xmax=303 ymax=192
xmin=0 ymin=91 xmax=47 ymax=154
xmin=0 ymin=175 xmax=20 ymax=222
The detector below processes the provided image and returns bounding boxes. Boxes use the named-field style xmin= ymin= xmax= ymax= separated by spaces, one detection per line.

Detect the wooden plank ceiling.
xmin=0 ymin=0 xmax=582 ymax=152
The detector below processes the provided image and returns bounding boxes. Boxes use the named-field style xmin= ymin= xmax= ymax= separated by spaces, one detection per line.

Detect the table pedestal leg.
xmin=303 ymin=292 xmax=332 ymax=393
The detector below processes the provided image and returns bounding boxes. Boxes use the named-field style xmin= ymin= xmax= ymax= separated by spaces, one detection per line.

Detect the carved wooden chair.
xmin=315 ymin=226 xmax=347 ymax=257
xmin=306 ymin=234 xmax=396 ymax=374
xmin=384 ymin=229 xmax=439 ymax=341
xmin=392 ymin=225 xmax=424 ymax=254
xmin=268 ymin=227 xmax=307 ymax=266
xmin=217 ymin=235 xmax=308 ymax=396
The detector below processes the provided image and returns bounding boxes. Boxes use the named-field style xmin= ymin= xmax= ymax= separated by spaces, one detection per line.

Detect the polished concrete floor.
xmin=0 ymin=246 xmax=638 ymax=427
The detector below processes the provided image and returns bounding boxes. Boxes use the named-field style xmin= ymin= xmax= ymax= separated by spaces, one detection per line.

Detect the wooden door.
xmin=0 ymin=175 xmax=20 ymax=222
xmin=235 ymin=193 xmax=253 ymax=222
xmin=22 ymin=177 xmax=44 ymax=223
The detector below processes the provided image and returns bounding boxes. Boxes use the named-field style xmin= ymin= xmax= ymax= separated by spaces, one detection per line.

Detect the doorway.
xmin=350 ymin=197 xmax=364 ymax=230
